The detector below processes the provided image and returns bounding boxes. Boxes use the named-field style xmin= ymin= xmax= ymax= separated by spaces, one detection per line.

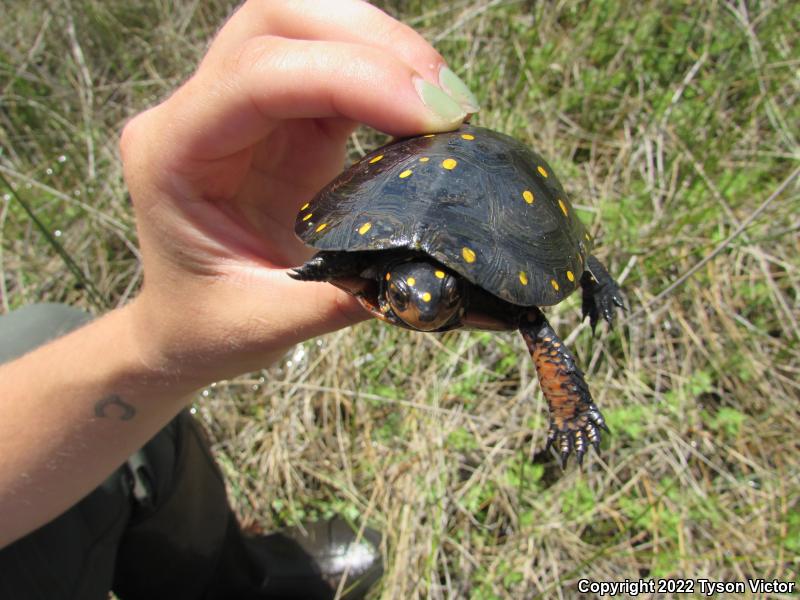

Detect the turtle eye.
xmin=387 ymin=282 xmax=409 ymax=310
xmin=442 ymin=276 xmax=461 ymax=308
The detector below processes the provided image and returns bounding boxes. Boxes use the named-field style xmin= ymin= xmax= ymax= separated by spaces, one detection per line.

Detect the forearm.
xmin=0 ymin=300 xmax=196 ymax=548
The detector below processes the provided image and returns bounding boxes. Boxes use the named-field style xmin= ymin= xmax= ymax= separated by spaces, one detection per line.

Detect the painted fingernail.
xmin=439 ymin=66 xmax=480 ymax=113
xmin=413 ymin=77 xmax=466 ymax=124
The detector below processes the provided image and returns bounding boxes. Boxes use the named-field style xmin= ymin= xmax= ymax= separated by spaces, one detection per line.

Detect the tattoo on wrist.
xmin=94 ymin=394 xmax=136 ymax=421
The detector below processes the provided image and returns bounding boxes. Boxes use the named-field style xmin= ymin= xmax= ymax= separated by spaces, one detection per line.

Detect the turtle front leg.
xmin=580 ymin=255 xmax=626 ymax=333
xmin=289 ymin=251 xmax=364 ymax=281
xmin=289 ymin=251 xmax=409 ymax=328
xmin=519 ymin=310 xmax=609 ymax=466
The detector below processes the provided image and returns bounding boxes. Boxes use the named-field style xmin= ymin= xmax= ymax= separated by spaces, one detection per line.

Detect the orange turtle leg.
xmin=519 ymin=309 xmax=609 ymax=466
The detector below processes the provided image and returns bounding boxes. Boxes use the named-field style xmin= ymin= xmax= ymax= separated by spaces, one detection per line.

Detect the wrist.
xmin=123 ymin=293 xmax=209 ymax=393
xmin=125 ymin=266 xmax=369 ymax=388
xmin=125 ymin=283 xmax=285 ymax=389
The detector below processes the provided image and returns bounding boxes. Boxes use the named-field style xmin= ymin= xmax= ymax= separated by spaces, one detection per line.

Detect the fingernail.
xmin=438 ymin=66 xmax=480 ymax=113
xmin=413 ymin=77 xmax=466 ymax=124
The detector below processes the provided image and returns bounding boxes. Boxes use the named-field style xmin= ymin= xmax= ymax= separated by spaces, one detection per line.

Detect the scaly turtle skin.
xmin=290 ymin=125 xmax=625 ymax=466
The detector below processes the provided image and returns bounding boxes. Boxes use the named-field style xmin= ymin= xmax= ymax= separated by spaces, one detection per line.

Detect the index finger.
xmin=167 ymin=36 xmax=468 ymax=161
xmin=204 ymin=0 xmax=479 ymax=111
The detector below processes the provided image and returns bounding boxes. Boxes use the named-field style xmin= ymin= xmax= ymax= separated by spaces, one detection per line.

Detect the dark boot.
xmin=236 ymin=518 xmax=383 ymax=599
xmin=112 ymin=412 xmax=382 ymax=600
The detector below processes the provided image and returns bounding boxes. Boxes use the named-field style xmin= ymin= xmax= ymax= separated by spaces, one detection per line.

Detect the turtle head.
xmin=381 ymin=261 xmax=463 ymax=331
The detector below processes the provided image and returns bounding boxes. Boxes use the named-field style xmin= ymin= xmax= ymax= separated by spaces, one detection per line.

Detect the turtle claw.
xmin=588 ymin=406 xmax=610 ymax=434
xmin=546 ymin=404 xmax=609 ymax=468
xmin=289 ymin=254 xmax=331 ymax=281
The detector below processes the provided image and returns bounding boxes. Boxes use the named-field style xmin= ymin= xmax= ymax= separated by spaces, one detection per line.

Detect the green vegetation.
xmin=2 ymin=0 xmax=798 ymax=597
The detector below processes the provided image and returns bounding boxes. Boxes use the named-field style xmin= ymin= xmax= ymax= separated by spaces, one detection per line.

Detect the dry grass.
xmin=2 ymin=0 xmax=799 ymax=597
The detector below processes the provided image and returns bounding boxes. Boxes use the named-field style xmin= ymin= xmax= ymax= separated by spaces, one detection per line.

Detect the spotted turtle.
xmin=290 ymin=124 xmax=625 ymax=466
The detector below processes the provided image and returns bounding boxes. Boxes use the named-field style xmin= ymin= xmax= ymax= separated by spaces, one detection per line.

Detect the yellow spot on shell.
xmin=422 ymin=292 xmax=432 ymax=302
xmin=435 ymin=270 xmax=445 ymax=279
xmin=399 ymin=169 xmax=413 ymax=179
xmin=537 ymin=166 xmax=548 ymax=178
xmin=550 ymin=279 xmax=559 ymax=291
xmin=519 ymin=271 xmax=528 ymax=285
xmin=407 ymin=277 xmax=416 ymax=287
xmin=522 ymin=190 xmax=534 ymax=204
xmin=558 ymin=199 xmax=568 ymax=216
xmin=369 ymin=154 xmax=384 ymax=164
xmin=302 ymin=213 xmax=313 ymax=221
xmin=424 ymin=134 xmax=435 ymax=138
xmin=567 ymin=270 xmax=575 ymax=282
xmin=442 ymin=158 xmax=458 ymax=170
xmin=358 ymin=222 xmax=372 ymax=235
xmin=462 ymin=247 xmax=476 ymax=263
xmin=300 ymin=202 xmax=310 ymax=211
xmin=315 ymin=223 xmax=328 ymax=232
xmin=419 ymin=157 xmax=430 ymax=162
xmin=461 ymin=134 xmax=475 ymax=140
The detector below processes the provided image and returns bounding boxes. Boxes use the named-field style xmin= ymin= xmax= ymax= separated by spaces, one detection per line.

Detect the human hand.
xmin=120 ymin=0 xmax=478 ymax=386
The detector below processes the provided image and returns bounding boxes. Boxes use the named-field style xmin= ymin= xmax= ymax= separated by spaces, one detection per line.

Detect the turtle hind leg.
xmin=520 ymin=310 xmax=609 ymax=467
xmin=580 ymin=255 xmax=626 ymax=334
